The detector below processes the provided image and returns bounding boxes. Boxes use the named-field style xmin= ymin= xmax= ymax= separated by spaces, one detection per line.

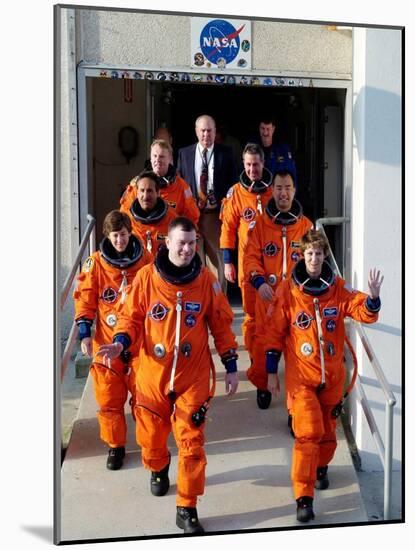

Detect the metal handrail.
xmin=61 ymin=214 xmax=96 ymax=380
xmin=316 ymin=217 xmax=396 ymax=520
xmin=61 ymin=214 xmax=96 ymax=311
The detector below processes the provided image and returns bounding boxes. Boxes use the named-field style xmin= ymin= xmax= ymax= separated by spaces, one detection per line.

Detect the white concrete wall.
xmin=59 ymin=8 xmax=78 ymax=346
xmin=77 ymin=9 xmax=352 ymax=76
xmin=351 ymin=28 xmax=402 ymax=470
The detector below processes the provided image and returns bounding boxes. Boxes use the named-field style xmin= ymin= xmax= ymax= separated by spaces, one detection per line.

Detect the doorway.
xmin=83 ymin=73 xmax=346 ymax=267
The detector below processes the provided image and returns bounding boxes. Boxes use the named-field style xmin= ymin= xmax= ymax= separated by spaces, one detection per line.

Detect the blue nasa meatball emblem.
xmin=200 ymin=20 xmax=245 ymax=66
xmin=326 ymin=319 xmax=336 ymax=332
xmin=185 ymin=314 xmax=197 ymax=327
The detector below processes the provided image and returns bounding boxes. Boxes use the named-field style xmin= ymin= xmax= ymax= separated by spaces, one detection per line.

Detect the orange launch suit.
xmin=115 ymin=259 xmax=238 ymax=508
xmin=243 ymin=200 xmax=313 ymax=391
xmin=264 ymin=268 xmax=379 ymax=499
xmin=73 ymin=238 xmax=152 ymax=448
xmin=120 ymin=197 xmax=177 ymax=258
xmin=219 ymin=172 xmax=273 ymax=354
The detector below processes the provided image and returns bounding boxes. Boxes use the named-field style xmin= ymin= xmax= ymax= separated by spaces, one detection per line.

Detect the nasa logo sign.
xmin=191 ymin=18 xmax=251 ymax=69
xmin=200 ymin=20 xmax=244 ymax=66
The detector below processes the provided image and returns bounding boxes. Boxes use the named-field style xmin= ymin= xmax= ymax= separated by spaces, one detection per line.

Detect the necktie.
xmin=198 ymin=148 xmax=209 ymax=209
xmin=199 ymin=148 xmax=208 ymax=197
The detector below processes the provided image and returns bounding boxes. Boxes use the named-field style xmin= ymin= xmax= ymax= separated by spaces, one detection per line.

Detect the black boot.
xmin=150 ymin=456 xmax=171 ymax=496
xmin=296 ymin=496 xmax=315 ymax=523
xmin=315 ymin=466 xmax=329 ymax=490
xmin=256 ymin=389 xmax=272 ymax=409
xmin=106 ymin=446 xmax=125 ymax=470
xmin=176 ymin=506 xmax=205 ymax=534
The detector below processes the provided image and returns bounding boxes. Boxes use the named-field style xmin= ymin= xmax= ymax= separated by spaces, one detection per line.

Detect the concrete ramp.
xmin=59 ymin=308 xmax=367 ymax=543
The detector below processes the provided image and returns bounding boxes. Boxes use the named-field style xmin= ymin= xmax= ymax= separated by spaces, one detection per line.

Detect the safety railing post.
xmin=89 ymin=223 xmax=96 ymax=256
xmin=384 ymin=401 xmax=394 ymax=520
xmin=61 ymin=214 xmax=96 ymax=311
xmin=61 ymin=214 xmax=96 ymax=380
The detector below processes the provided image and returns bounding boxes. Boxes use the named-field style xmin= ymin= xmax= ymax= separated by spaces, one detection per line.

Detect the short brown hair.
xmin=300 ymin=229 xmax=329 ymax=256
xmin=168 ymin=216 xmax=197 ymax=235
xmin=136 ymin=170 xmax=160 ymax=191
xmin=243 ymin=142 xmax=264 ymax=162
xmin=151 ymin=139 xmax=173 ymax=155
xmin=102 ymin=210 xmax=132 ymax=237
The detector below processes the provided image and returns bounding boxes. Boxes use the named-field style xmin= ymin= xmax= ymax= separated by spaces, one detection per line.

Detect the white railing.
xmin=316 ymin=217 xmax=396 ymax=520
xmin=61 ymin=214 xmax=96 ymax=380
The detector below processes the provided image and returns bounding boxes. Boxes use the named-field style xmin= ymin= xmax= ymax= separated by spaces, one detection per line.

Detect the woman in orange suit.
xmin=73 ymin=210 xmax=152 ymax=470
xmin=97 ymin=217 xmax=239 ymax=534
xmin=264 ymin=229 xmax=383 ymax=522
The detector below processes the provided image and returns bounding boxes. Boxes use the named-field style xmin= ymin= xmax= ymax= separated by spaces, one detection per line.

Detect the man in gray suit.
xmin=177 ymin=114 xmax=237 ymax=291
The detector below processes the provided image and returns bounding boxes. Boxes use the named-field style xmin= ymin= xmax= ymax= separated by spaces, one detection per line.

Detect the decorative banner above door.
xmin=191 ymin=18 xmax=252 ymax=70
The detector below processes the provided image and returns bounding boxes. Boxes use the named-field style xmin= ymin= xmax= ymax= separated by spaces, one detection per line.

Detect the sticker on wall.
xmin=241 ymin=39 xmax=250 ymax=52
xmin=237 ymin=58 xmax=247 ymax=68
xmin=191 ymin=17 xmax=251 ymax=70
xmin=194 ymin=52 xmax=205 ymax=66
xmin=89 ymin=67 xmax=312 ymax=90
xmin=217 ymin=57 xmax=227 ymax=69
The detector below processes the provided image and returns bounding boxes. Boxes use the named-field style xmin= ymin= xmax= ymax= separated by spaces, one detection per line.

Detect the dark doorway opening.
xmin=153 ymin=82 xmax=346 ymax=224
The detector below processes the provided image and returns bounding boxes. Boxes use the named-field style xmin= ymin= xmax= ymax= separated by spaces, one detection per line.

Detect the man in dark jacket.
xmin=177 ymin=114 xmax=237 ymax=291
